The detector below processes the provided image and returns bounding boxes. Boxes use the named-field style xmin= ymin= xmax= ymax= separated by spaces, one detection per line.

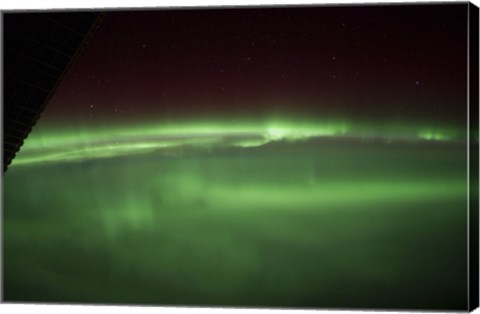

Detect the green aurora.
xmin=3 ymin=116 xmax=470 ymax=309
xmin=11 ymin=117 xmax=466 ymax=167
xmin=3 ymin=3 xmax=475 ymax=310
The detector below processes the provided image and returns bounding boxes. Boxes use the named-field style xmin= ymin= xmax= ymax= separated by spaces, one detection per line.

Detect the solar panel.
xmin=2 ymin=11 xmax=103 ymax=172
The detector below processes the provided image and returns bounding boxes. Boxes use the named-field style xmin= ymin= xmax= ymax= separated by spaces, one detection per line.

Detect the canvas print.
xmin=2 ymin=2 xmax=479 ymax=311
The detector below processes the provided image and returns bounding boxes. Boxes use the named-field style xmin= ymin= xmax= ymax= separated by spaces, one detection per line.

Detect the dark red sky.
xmin=43 ymin=4 xmax=468 ymax=127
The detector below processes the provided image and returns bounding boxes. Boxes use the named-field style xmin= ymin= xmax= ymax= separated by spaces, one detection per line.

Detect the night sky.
xmin=43 ymin=4 xmax=467 ymax=128
xmin=4 ymin=3 xmax=472 ymax=309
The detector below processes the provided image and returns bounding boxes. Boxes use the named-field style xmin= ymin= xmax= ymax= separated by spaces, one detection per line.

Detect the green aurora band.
xmin=4 ymin=114 xmax=472 ymax=308
xmin=12 ymin=117 xmax=466 ymax=167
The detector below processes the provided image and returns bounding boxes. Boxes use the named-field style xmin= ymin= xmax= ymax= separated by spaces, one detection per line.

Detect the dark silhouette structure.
xmin=3 ymin=11 xmax=103 ymax=172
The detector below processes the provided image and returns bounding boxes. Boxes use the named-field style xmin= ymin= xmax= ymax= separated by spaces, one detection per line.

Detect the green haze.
xmin=3 ymin=135 xmax=468 ymax=309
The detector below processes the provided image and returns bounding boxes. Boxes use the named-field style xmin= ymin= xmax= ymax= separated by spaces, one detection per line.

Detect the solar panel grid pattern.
xmin=3 ymin=12 xmax=101 ymax=171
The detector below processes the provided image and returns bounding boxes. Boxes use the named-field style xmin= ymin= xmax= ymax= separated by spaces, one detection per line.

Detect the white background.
xmin=1 ymin=0 xmax=479 ymax=313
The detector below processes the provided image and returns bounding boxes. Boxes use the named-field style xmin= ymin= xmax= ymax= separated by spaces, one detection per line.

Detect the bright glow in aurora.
xmin=13 ymin=118 xmax=465 ymax=166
